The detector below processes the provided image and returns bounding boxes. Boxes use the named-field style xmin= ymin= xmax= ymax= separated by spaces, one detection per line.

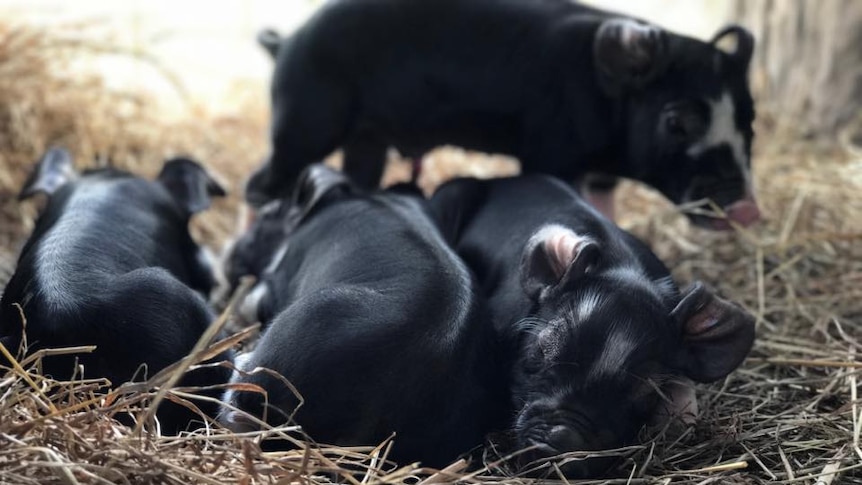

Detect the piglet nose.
xmin=547 ymin=425 xmax=584 ymax=452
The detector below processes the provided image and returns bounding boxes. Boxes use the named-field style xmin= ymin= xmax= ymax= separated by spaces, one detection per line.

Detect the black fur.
xmin=222 ymin=165 xmax=506 ymax=467
xmin=0 ymin=150 xmax=232 ymax=434
xmin=429 ymin=175 xmax=755 ymax=476
xmin=246 ymin=0 xmax=757 ymax=229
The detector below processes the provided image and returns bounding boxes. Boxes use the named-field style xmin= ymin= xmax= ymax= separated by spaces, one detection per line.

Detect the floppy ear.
xmin=291 ymin=163 xmax=351 ymax=218
xmin=520 ymin=225 xmax=599 ymax=301
xmin=593 ymin=18 xmax=669 ymax=95
xmin=671 ymin=283 xmax=755 ymax=383
xmin=711 ymin=25 xmax=754 ymax=73
xmin=18 ymin=147 xmax=78 ymax=200
xmin=257 ymin=28 xmax=282 ymax=59
xmin=157 ymin=157 xmax=227 ymax=215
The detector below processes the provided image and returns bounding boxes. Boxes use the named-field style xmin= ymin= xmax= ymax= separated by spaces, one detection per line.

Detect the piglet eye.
xmin=665 ymin=112 xmax=686 ymax=137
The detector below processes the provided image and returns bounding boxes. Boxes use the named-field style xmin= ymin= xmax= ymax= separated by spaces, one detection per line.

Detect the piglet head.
xmin=511 ymin=226 xmax=755 ymax=477
xmin=222 ymin=164 xmax=352 ymax=298
xmin=157 ymin=157 xmax=226 ymax=217
xmin=593 ymin=17 xmax=761 ymax=230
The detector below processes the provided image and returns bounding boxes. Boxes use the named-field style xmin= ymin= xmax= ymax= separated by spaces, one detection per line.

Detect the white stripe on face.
xmin=589 ymin=327 xmax=637 ymax=382
xmin=577 ymin=291 xmax=604 ymax=321
xmin=687 ymin=91 xmax=751 ymax=189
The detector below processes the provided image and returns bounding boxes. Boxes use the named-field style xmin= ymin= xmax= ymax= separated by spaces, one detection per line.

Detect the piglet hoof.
xmin=650 ymin=378 xmax=698 ymax=430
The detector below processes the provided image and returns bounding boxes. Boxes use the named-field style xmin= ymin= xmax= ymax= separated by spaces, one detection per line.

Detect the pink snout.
xmin=712 ymin=197 xmax=761 ymax=230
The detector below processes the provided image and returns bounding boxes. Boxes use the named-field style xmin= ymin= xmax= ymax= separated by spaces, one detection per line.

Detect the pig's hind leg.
xmin=99 ymin=267 xmax=233 ymax=433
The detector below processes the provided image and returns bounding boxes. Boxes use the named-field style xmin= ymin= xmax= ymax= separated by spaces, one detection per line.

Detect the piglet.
xmin=430 ymin=175 xmax=755 ymax=476
xmin=220 ymin=164 xmax=505 ymax=467
xmin=0 ymin=148 xmax=233 ymax=434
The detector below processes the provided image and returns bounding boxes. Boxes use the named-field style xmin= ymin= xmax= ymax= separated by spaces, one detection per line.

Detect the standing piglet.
xmin=0 ymin=148 xmax=233 ymax=434
xmin=430 ymin=175 xmax=755 ymax=476
xmin=220 ymin=165 xmax=505 ymax=467
xmin=247 ymin=0 xmax=760 ymax=230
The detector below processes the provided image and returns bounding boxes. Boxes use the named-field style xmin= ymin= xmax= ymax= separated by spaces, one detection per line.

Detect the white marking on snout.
xmin=687 ymin=92 xmax=751 ymax=189
xmin=238 ymin=282 xmax=269 ymax=325
xmin=589 ymin=327 xmax=637 ymax=382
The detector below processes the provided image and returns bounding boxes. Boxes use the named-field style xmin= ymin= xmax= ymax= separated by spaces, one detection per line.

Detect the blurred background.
xmin=0 ymin=2 xmax=860 ymax=481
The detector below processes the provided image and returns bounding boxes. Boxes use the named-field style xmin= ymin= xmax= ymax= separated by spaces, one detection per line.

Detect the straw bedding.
xmin=0 ymin=20 xmax=860 ymax=484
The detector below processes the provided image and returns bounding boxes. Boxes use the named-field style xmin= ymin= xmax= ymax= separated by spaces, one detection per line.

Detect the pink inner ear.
xmin=542 ymin=227 xmax=592 ymax=280
xmin=685 ymin=301 xmax=723 ymax=336
xmin=547 ymin=232 xmax=577 ymax=278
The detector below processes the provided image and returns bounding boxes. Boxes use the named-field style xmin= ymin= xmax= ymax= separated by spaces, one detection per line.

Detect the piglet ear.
xmin=593 ymin=18 xmax=669 ymax=95
xmin=671 ymin=283 xmax=755 ymax=383
xmin=291 ymin=163 xmax=351 ymax=219
xmin=711 ymin=25 xmax=754 ymax=73
xmin=257 ymin=28 xmax=282 ymax=59
xmin=521 ymin=225 xmax=599 ymax=301
xmin=18 ymin=147 xmax=78 ymax=200
xmin=158 ymin=157 xmax=227 ymax=215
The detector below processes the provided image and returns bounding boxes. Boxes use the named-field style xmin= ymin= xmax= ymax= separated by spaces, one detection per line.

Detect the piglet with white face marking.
xmin=430 ymin=175 xmax=755 ymax=477
xmin=0 ymin=148 xmax=232 ymax=434
xmin=247 ymin=0 xmax=760 ymax=230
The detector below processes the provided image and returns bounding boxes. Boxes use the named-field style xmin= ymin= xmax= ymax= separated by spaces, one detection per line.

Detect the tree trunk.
xmin=732 ymin=0 xmax=862 ymax=140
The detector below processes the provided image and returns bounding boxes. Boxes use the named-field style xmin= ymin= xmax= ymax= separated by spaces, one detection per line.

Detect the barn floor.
xmin=1 ymin=16 xmax=862 ymax=485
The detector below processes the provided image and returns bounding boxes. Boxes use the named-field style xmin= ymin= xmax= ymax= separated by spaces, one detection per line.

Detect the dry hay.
xmin=1 ymin=18 xmax=861 ymax=485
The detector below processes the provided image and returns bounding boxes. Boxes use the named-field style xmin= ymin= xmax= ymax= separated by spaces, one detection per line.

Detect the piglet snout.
xmin=546 ymin=425 xmax=584 ymax=452
xmin=714 ymin=196 xmax=761 ymax=229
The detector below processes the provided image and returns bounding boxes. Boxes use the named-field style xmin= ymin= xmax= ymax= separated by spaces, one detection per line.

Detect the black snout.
xmin=517 ymin=437 xmax=614 ymax=479
xmin=516 ymin=401 xmax=595 ymax=457
xmin=677 ymin=146 xmax=761 ymax=229
xmin=547 ymin=425 xmax=584 ymax=451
